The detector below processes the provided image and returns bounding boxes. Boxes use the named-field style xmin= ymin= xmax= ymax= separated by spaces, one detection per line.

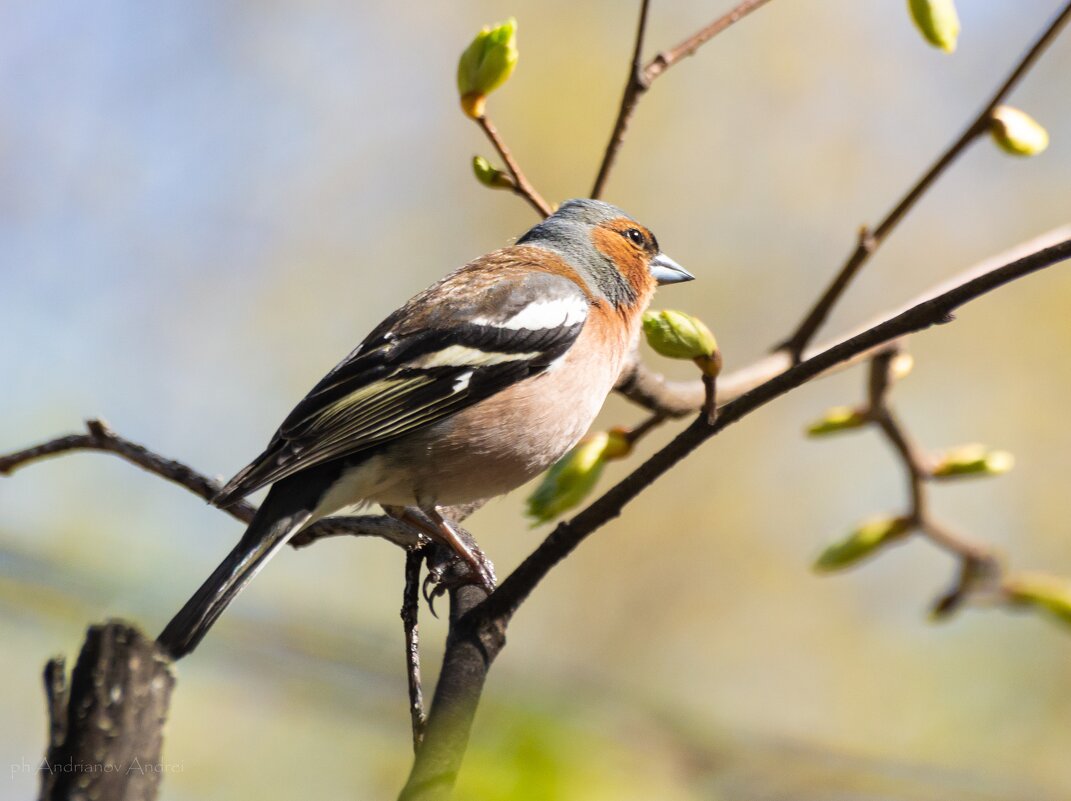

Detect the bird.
xmin=157 ymin=198 xmax=693 ymax=659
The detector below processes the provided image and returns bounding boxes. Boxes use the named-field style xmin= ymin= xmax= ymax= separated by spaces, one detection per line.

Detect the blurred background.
xmin=2 ymin=1 xmax=1071 ymax=799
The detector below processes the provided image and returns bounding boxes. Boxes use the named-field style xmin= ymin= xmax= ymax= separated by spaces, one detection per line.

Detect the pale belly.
xmin=313 ymin=335 xmax=628 ymax=514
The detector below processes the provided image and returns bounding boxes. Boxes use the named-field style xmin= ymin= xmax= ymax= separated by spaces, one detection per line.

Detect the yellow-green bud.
xmin=989 ymin=106 xmax=1049 ymax=157
xmin=525 ymin=429 xmax=632 ymax=524
xmin=931 ymin=443 xmax=1014 ymax=478
xmin=814 ymin=516 xmax=911 ymax=572
xmin=908 ymin=0 xmax=960 ymax=52
xmin=1004 ymin=572 xmax=1071 ymax=628
xmin=806 ymin=406 xmax=869 ymax=438
xmin=457 ymin=18 xmax=518 ymax=119
xmin=472 ymin=156 xmax=514 ymax=189
xmin=642 ymin=309 xmax=719 ymax=372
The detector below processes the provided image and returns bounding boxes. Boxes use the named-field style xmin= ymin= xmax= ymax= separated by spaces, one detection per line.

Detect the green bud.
xmin=525 ymin=429 xmax=632 ymax=524
xmin=1004 ymin=573 xmax=1071 ymax=628
xmin=814 ymin=516 xmax=911 ymax=572
xmin=642 ymin=309 xmax=718 ymax=362
xmin=908 ymin=0 xmax=960 ymax=52
xmin=472 ymin=156 xmax=514 ymax=189
xmin=457 ymin=18 xmax=518 ymax=119
xmin=806 ymin=406 xmax=869 ymax=437
xmin=989 ymin=106 xmax=1049 ymax=157
xmin=931 ymin=443 xmax=1014 ymax=478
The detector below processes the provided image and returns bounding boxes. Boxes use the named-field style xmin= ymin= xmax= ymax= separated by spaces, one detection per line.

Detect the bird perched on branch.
xmin=157 ymin=199 xmax=693 ymax=659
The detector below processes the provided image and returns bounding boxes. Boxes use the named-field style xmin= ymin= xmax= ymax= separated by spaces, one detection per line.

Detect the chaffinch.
xmin=158 ymin=199 xmax=692 ymax=658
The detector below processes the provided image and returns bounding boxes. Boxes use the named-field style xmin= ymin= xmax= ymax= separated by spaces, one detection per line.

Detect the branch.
xmin=39 ymin=622 xmax=174 ymax=801
xmin=776 ymin=0 xmax=1071 ymax=362
xmin=864 ymin=350 xmax=1002 ymax=616
xmin=399 ymin=237 xmax=1071 ymax=799
xmin=476 ymin=115 xmax=552 ymax=217
xmin=398 ymin=585 xmax=492 ymax=801
xmin=614 ymin=224 xmax=1071 ymax=418
xmin=0 ymin=418 xmax=256 ymax=521
xmin=591 ymin=0 xmax=775 ymax=198
xmin=402 ymin=549 xmax=429 ymax=752
xmin=590 ymin=0 xmax=652 ymax=199
xmin=0 ymin=418 xmax=425 ymax=549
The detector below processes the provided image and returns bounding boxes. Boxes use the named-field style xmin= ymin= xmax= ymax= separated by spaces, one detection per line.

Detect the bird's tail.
xmin=157 ymin=492 xmax=312 ymax=660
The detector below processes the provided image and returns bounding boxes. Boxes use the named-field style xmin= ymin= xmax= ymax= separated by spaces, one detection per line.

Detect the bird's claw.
xmin=420 ymin=544 xmax=496 ymax=616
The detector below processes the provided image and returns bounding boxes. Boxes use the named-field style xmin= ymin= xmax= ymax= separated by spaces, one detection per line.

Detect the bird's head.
xmin=517 ymin=198 xmax=693 ymax=309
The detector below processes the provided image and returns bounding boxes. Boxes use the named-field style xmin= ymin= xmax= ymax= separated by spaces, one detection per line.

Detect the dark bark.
xmin=398 ymin=585 xmax=499 ymax=801
xmin=38 ymin=621 xmax=175 ymax=801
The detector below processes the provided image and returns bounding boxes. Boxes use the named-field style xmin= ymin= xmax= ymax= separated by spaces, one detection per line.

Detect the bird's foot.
xmin=384 ymin=505 xmax=496 ymax=613
xmin=421 ymin=540 xmax=496 ymax=615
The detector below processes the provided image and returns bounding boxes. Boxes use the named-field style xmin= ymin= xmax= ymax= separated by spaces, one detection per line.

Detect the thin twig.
xmin=475 ymin=116 xmax=552 ymax=217
xmin=866 ymin=350 xmax=1002 ymax=617
xmin=777 ymin=1 xmax=1071 ymax=362
xmin=866 ymin=351 xmax=931 ymax=516
xmin=0 ymin=418 xmax=257 ymax=520
xmin=402 ymin=548 xmax=428 ymax=752
xmin=702 ymin=373 xmax=718 ymax=425
xmin=645 ymin=0 xmax=777 ymax=80
xmin=0 ymin=418 xmax=425 ymax=548
xmin=590 ymin=0 xmax=652 ymax=199
xmin=591 ymin=0 xmax=775 ymax=198
xmin=623 ymin=412 xmax=666 ymax=445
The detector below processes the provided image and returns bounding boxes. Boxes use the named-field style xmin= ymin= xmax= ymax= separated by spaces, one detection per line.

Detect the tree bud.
xmin=908 ymin=0 xmax=960 ymax=52
xmin=806 ymin=406 xmax=869 ymax=437
xmin=457 ymin=18 xmax=518 ymax=119
xmin=989 ymin=106 xmax=1049 ymax=157
xmin=814 ymin=516 xmax=911 ymax=572
xmin=472 ymin=156 xmax=514 ymax=189
xmin=932 ymin=443 xmax=1014 ymax=478
xmin=526 ymin=429 xmax=632 ymax=524
xmin=1004 ymin=572 xmax=1071 ymax=628
xmin=642 ymin=309 xmax=719 ymax=378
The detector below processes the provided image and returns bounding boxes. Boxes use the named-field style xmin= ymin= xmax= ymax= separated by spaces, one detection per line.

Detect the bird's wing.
xmin=213 ymin=260 xmax=590 ymax=506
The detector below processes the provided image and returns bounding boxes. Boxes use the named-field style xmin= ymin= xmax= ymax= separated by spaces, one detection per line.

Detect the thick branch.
xmin=591 ymin=0 xmax=775 ymax=198
xmin=401 ymin=237 xmax=1071 ymax=798
xmin=39 ymin=621 xmax=174 ymax=801
xmin=777 ymin=1 xmax=1071 ymax=361
xmin=398 ymin=585 xmax=493 ymax=801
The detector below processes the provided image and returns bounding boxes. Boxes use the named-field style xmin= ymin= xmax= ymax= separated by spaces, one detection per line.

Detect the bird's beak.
xmin=649 ymin=253 xmax=694 ymax=285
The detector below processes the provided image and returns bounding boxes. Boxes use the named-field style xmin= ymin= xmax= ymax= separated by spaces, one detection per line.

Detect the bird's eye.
xmin=623 ymin=228 xmax=646 ymax=247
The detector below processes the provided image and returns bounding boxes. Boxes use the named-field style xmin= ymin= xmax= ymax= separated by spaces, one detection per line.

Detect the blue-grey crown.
xmin=516 ymin=199 xmax=634 ymax=248
xmin=550 ymin=198 xmax=631 ymax=226
xmin=515 ymin=199 xmax=639 ymax=308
